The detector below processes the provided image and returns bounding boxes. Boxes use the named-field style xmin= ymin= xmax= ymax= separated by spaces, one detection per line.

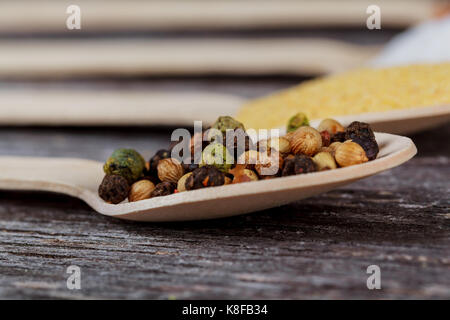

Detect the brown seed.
xmin=312 ymin=152 xmax=337 ymax=171
xmin=328 ymin=142 xmax=342 ymax=156
xmin=267 ymin=137 xmax=291 ymax=155
xmin=237 ymin=150 xmax=260 ymax=170
xmin=177 ymin=172 xmax=193 ymax=192
xmin=290 ymin=126 xmax=322 ymax=156
xmin=284 ymin=131 xmax=295 ymax=142
xmin=151 ymin=181 xmax=176 ymax=197
xmin=128 ymin=180 xmax=155 ymax=202
xmin=335 ymin=141 xmax=369 ymax=167
xmin=98 ymin=175 xmax=130 ymax=204
xmin=224 ymin=176 xmax=233 ymax=185
xmin=157 ymin=158 xmax=184 ymax=183
xmin=232 ymin=168 xmax=259 ymax=184
xmin=255 ymin=151 xmax=284 ymax=176
xmin=317 ymin=119 xmax=345 ymax=134
xmin=320 ymin=130 xmax=331 ymax=147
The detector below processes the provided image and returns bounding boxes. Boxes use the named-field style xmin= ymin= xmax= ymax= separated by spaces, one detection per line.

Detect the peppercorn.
xmin=281 ymin=155 xmax=316 ymax=176
xmin=185 ymin=166 xmax=225 ymax=190
xmin=98 ymin=175 xmax=130 ymax=204
xmin=330 ymin=131 xmax=346 ymax=143
xmin=320 ymin=130 xmax=331 ymax=147
xmin=223 ymin=130 xmax=255 ymax=160
xmin=351 ymin=136 xmax=379 ymax=160
xmin=345 ymin=121 xmax=378 ymax=160
xmin=237 ymin=150 xmax=260 ymax=170
xmin=289 ymin=126 xmax=322 ymax=156
xmin=151 ymin=181 xmax=176 ymax=197
xmin=317 ymin=119 xmax=345 ymax=134
xmin=231 ymin=167 xmax=259 ymax=184
xmin=206 ymin=116 xmax=253 ymax=160
xmin=182 ymin=162 xmax=199 ymax=173
xmin=139 ymin=175 xmax=160 ymax=185
xmin=335 ymin=141 xmax=369 ymax=167
xmin=211 ymin=116 xmax=245 ymax=136
xmin=200 ymin=143 xmax=234 ymax=173
xmin=255 ymin=151 xmax=284 ymax=176
xmin=103 ymin=148 xmax=146 ymax=184
xmin=149 ymin=149 xmax=171 ymax=173
xmin=345 ymin=121 xmax=376 ymax=141
xmin=287 ymin=112 xmax=309 ymax=132
xmin=189 ymin=132 xmax=210 ymax=159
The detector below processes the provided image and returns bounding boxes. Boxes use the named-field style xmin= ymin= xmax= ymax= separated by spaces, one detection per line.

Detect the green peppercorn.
xmin=200 ymin=143 xmax=234 ymax=173
xmin=287 ymin=112 xmax=309 ymax=133
xmin=103 ymin=148 xmax=145 ymax=184
xmin=211 ymin=116 xmax=245 ymax=136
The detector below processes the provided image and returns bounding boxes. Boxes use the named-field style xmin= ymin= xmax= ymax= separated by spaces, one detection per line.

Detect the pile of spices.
xmin=98 ymin=115 xmax=379 ymax=204
xmin=237 ymin=63 xmax=450 ymax=130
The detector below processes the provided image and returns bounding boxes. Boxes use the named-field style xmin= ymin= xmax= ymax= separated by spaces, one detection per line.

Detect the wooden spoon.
xmin=1 ymin=88 xmax=448 ymax=134
xmin=0 ymin=133 xmax=416 ymax=222
xmin=0 ymin=0 xmax=438 ymax=33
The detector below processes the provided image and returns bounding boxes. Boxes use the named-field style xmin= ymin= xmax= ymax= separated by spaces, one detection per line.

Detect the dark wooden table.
xmin=0 ymin=25 xmax=449 ymax=299
xmin=0 ymin=77 xmax=448 ymax=299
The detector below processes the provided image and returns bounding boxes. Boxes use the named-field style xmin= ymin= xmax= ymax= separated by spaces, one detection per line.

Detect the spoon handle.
xmin=0 ymin=156 xmax=102 ymax=197
xmin=0 ymin=91 xmax=244 ymax=126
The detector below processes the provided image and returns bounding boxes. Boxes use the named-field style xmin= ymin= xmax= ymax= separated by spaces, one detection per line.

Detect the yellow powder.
xmin=237 ymin=63 xmax=450 ymax=130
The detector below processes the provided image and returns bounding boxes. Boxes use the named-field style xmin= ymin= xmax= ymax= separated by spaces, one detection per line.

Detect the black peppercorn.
xmin=223 ymin=130 xmax=255 ymax=160
xmin=98 ymin=175 xmax=130 ymax=204
xmin=345 ymin=121 xmax=376 ymax=141
xmin=281 ymin=155 xmax=316 ymax=176
xmin=185 ymin=165 xmax=225 ymax=190
xmin=182 ymin=162 xmax=199 ymax=173
xmin=330 ymin=131 xmax=346 ymax=143
xmin=151 ymin=181 xmax=176 ymax=197
xmin=351 ymin=136 xmax=379 ymax=160
xmin=345 ymin=121 xmax=378 ymax=160
xmin=139 ymin=175 xmax=160 ymax=185
xmin=149 ymin=149 xmax=170 ymax=173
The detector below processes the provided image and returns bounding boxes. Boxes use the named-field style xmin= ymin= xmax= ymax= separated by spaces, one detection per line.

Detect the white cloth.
xmin=372 ymin=16 xmax=450 ymax=67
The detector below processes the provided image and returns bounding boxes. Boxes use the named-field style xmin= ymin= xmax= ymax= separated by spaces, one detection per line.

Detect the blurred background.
xmin=0 ymin=0 xmax=449 ymax=161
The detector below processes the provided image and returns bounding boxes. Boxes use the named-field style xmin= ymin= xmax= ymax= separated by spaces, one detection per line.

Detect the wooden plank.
xmin=0 ymin=159 xmax=448 ymax=299
xmin=0 ymin=39 xmax=379 ymax=78
xmin=0 ymin=0 xmax=439 ymax=33
xmin=0 ymin=117 xmax=448 ymax=299
xmin=0 ymin=89 xmax=245 ymax=126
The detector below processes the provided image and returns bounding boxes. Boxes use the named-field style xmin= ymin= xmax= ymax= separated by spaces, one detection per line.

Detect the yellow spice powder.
xmin=237 ymin=63 xmax=450 ymax=130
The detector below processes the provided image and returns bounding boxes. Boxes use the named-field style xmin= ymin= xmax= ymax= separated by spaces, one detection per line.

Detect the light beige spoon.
xmin=1 ymin=88 xmax=448 ymax=135
xmin=0 ymin=132 xmax=416 ymax=222
xmin=0 ymin=0 xmax=438 ymax=33
xmin=0 ymin=38 xmax=379 ymax=78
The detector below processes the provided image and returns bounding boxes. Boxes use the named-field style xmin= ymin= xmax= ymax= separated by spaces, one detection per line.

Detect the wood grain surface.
xmin=0 ymin=0 xmax=438 ymax=33
xmin=0 ymin=21 xmax=448 ymax=299
xmin=0 ymin=38 xmax=379 ymax=78
xmin=0 ymin=113 xmax=448 ymax=299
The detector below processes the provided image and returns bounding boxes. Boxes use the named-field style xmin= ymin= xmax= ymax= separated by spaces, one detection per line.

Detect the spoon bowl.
xmin=0 ymin=132 xmax=416 ymax=222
